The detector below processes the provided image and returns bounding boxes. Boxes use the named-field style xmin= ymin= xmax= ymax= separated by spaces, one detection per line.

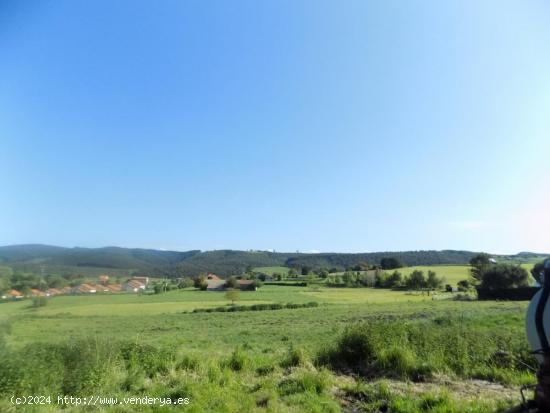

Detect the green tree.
xmin=380 ymin=270 xmax=403 ymax=288
xmin=470 ymin=253 xmax=492 ymax=281
xmin=406 ymin=270 xmax=426 ymax=290
xmin=479 ymin=264 xmax=529 ymax=290
xmin=225 ymin=288 xmax=240 ymax=305
xmin=301 ymin=266 xmax=311 ymax=276
xmin=46 ymin=275 xmax=67 ymax=289
xmin=0 ymin=276 xmax=11 ymax=294
xmin=193 ymin=274 xmax=207 ymax=289
xmin=342 ymin=271 xmax=355 ymax=286
xmin=288 ymin=268 xmax=298 ymax=278
xmin=426 ymin=271 xmax=442 ymax=290
xmin=178 ymin=278 xmax=194 ymax=289
xmin=226 ymin=276 xmax=239 ymax=289
xmin=380 ymin=257 xmax=403 ymax=270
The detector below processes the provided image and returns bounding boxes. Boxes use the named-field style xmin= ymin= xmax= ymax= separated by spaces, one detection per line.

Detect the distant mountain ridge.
xmin=0 ymin=244 xmax=546 ymax=277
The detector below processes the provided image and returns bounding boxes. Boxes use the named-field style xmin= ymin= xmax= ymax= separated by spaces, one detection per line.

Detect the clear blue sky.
xmin=2 ymin=1 xmax=550 ymax=254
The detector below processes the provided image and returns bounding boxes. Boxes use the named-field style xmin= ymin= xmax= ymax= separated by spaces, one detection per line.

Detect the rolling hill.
xmin=0 ymin=244 xmax=547 ymax=278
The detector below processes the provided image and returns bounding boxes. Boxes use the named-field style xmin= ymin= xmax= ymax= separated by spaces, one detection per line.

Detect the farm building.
xmin=237 ymin=280 xmax=257 ymax=291
xmin=130 ymin=276 xmax=149 ymax=286
xmin=205 ymin=276 xmax=258 ymax=291
xmin=123 ymin=279 xmax=146 ymax=292
xmin=206 ymin=279 xmax=227 ymax=291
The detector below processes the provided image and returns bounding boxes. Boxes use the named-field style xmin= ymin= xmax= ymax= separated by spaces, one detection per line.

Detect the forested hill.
xmin=0 ymin=244 xmax=545 ymax=277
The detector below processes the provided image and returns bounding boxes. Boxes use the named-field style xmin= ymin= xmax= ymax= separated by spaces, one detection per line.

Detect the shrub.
xmin=176 ymin=355 xmax=199 ymax=371
xmin=457 ymin=279 xmax=471 ymax=291
xmin=281 ymin=346 xmax=308 ymax=368
xmin=31 ymin=296 xmax=48 ymax=308
xmin=226 ymin=348 xmax=247 ymax=371
xmin=119 ymin=342 xmax=173 ymax=377
xmin=318 ymin=324 xmax=378 ymax=372
xmin=376 ymin=346 xmax=419 ymax=379
xmin=278 ymin=371 xmax=330 ymax=396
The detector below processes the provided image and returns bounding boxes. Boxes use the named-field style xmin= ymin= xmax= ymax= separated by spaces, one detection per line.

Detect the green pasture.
xmin=0 ymin=284 xmax=536 ymax=412
xmin=0 ymin=285 xmax=439 ymax=319
xmin=386 ymin=265 xmax=471 ymax=285
xmin=386 ymin=263 xmax=537 ymax=285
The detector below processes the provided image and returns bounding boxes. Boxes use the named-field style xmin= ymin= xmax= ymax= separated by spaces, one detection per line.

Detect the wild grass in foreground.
xmin=0 ymin=309 xmax=533 ymax=412
xmin=317 ymin=316 xmax=536 ymax=386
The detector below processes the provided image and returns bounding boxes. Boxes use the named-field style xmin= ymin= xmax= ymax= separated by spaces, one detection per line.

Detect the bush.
xmin=375 ymin=346 xmax=418 ymax=378
xmin=318 ymin=324 xmax=378 ymax=372
xmin=278 ymin=371 xmax=330 ymax=396
xmin=457 ymin=279 xmax=471 ymax=291
xmin=119 ymin=342 xmax=173 ymax=377
xmin=479 ymin=264 xmax=529 ymax=289
xmin=177 ymin=278 xmax=194 ymax=289
xmin=281 ymin=346 xmax=309 ymax=368
xmin=226 ymin=348 xmax=247 ymax=371
xmin=31 ymin=296 xmax=48 ymax=308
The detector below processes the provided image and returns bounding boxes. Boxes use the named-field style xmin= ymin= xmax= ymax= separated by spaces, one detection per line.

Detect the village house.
xmin=237 ymin=279 xmax=257 ymax=291
xmin=107 ymin=283 xmax=122 ymax=292
xmin=30 ymin=288 xmax=47 ymax=297
xmin=2 ymin=289 xmax=23 ymax=299
xmin=73 ymin=283 xmax=97 ymax=294
xmin=94 ymin=284 xmax=111 ymax=293
xmin=204 ymin=273 xmax=258 ymax=291
xmin=130 ymin=276 xmax=149 ymax=286
xmin=61 ymin=286 xmax=73 ymax=295
xmin=123 ymin=279 xmax=146 ymax=292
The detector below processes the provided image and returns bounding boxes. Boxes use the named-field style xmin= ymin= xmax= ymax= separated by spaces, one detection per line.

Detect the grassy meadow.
xmin=0 ymin=281 xmax=536 ymax=412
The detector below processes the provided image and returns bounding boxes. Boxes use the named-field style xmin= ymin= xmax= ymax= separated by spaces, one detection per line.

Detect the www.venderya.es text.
xmin=10 ymin=395 xmax=190 ymax=406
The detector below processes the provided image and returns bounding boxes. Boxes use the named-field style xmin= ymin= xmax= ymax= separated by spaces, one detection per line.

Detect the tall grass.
xmin=317 ymin=315 xmax=536 ymax=385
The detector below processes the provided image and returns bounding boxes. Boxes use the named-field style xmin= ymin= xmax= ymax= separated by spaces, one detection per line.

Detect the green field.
xmin=388 ymin=264 xmax=536 ymax=285
xmin=257 ymin=264 xmax=538 ymax=287
xmin=0 ymin=284 xmax=535 ymax=412
xmin=384 ymin=265 xmax=472 ymax=285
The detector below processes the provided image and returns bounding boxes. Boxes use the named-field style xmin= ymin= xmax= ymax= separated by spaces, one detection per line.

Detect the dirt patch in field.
xmin=335 ymin=374 xmax=523 ymax=412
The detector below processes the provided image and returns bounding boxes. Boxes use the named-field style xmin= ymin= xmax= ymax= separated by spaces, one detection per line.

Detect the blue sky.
xmin=1 ymin=0 xmax=550 ymax=254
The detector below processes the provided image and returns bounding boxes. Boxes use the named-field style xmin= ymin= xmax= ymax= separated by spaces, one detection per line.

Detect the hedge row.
xmin=476 ymin=287 xmax=539 ymax=301
xmin=192 ymin=301 xmax=319 ymax=314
